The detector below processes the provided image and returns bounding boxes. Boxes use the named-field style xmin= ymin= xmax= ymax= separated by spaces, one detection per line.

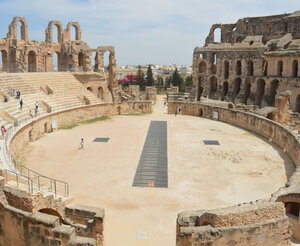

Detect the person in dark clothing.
xmin=19 ymin=99 xmax=23 ymax=110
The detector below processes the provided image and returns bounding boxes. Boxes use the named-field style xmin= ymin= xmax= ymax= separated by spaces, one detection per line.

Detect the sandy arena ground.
xmin=22 ymin=96 xmax=295 ymax=246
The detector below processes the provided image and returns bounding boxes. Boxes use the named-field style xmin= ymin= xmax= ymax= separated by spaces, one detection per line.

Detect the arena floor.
xmin=22 ymin=96 xmax=295 ymax=246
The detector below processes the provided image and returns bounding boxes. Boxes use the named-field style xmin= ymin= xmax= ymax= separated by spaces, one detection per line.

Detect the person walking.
xmin=19 ymin=99 xmax=23 ymax=110
xmin=80 ymin=138 xmax=84 ymax=149
xmin=35 ymin=101 xmax=39 ymax=110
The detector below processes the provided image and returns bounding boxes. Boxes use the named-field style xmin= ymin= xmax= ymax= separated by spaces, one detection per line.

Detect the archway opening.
xmin=17 ymin=20 xmax=25 ymax=41
xmin=247 ymin=60 xmax=254 ymax=76
xmin=199 ymin=61 xmax=206 ymax=73
xmin=293 ymin=60 xmax=298 ymax=78
xmin=209 ymin=76 xmax=218 ymax=99
xmin=87 ymin=87 xmax=92 ymax=92
xmin=70 ymin=25 xmax=77 ymax=40
xmin=224 ymin=60 xmax=229 ymax=79
xmin=285 ymin=202 xmax=300 ymax=217
xmin=98 ymin=87 xmax=104 ymax=100
xmin=296 ymin=94 xmax=300 ymax=113
xmin=39 ymin=208 xmax=63 ymax=224
xmin=277 ymin=60 xmax=283 ymax=77
xmin=233 ymin=78 xmax=241 ymax=102
xmin=0 ymin=50 xmax=8 ymax=72
xmin=52 ymin=52 xmax=60 ymax=71
xmin=213 ymin=28 xmax=221 ymax=43
xmin=244 ymin=80 xmax=251 ymax=105
xmin=255 ymin=79 xmax=265 ymax=108
xmin=78 ymin=52 xmax=85 ymax=70
xmin=104 ymin=51 xmax=110 ymax=73
xmin=52 ymin=24 xmax=59 ymax=43
xmin=92 ymin=52 xmax=98 ymax=71
xmin=269 ymin=79 xmax=279 ymax=107
xmin=236 ymin=60 xmax=241 ymax=75
xmin=28 ymin=51 xmax=37 ymax=72
xmin=222 ymin=81 xmax=228 ymax=101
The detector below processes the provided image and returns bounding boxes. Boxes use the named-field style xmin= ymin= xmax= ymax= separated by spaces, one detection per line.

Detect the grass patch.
xmin=120 ymin=113 xmax=143 ymax=116
xmin=59 ymin=116 xmax=110 ymax=130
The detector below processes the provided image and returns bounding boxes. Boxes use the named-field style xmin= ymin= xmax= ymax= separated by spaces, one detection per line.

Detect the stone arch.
xmin=224 ymin=60 xmax=229 ymax=79
xmin=39 ymin=208 xmax=63 ymax=224
xmin=45 ymin=21 xmax=63 ymax=43
xmin=296 ymin=94 xmax=300 ymax=113
xmin=198 ymin=61 xmax=206 ymax=73
xmin=236 ymin=60 xmax=241 ymax=75
xmin=269 ymin=79 xmax=279 ymax=107
xmin=292 ymin=60 xmax=298 ymax=78
xmin=78 ymin=52 xmax=85 ymax=69
xmin=243 ymin=79 xmax=251 ymax=105
xmin=221 ymin=81 xmax=229 ymax=101
xmin=0 ymin=50 xmax=8 ymax=72
xmin=255 ymin=79 xmax=266 ymax=108
xmin=52 ymin=52 xmax=61 ymax=71
xmin=65 ymin=22 xmax=81 ymax=41
xmin=213 ymin=27 xmax=221 ymax=43
xmin=232 ymin=77 xmax=242 ymax=102
xmin=209 ymin=76 xmax=218 ymax=99
xmin=247 ymin=60 xmax=254 ymax=76
xmin=28 ymin=50 xmax=37 ymax=72
xmin=277 ymin=60 xmax=283 ymax=77
xmin=7 ymin=17 xmax=28 ymax=42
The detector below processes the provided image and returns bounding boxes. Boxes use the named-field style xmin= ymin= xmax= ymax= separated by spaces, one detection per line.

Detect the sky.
xmin=0 ymin=0 xmax=299 ymax=66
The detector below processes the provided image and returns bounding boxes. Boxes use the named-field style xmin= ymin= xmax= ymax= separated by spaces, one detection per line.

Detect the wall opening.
xmin=263 ymin=60 xmax=268 ymax=76
xmin=244 ymin=80 xmax=251 ymax=105
xmin=199 ymin=61 xmax=206 ymax=73
xmin=39 ymin=208 xmax=63 ymax=224
xmin=70 ymin=25 xmax=77 ymax=40
xmin=92 ymin=52 xmax=98 ymax=71
xmin=221 ymin=81 xmax=228 ymax=101
xmin=52 ymin=25 xmax=59 ymax=43
xmin=52 ymin=52 xmax=60 ymax=71
xmin=78 ymin=52 xmax=85 ymax=70
xmin=293 ymin=60 xmax=298 ymax=78
xmin=87 ymin=87 xmax=92 ymax=92
xmin=0 ymin=50 xmax=8 ymax=72
xmin=104 ymin=51 xmax=110 ymax=73
xmin=213 ymin=28 xmax=221 ymax=43
xmin=266 ymin=24 xmax=271 ymax=33
xmin=224 ymin=60 xmax=229 ymax=79
xmin=277 ymin=60 xmax=283 ymax=77
xmin=255 ymin=79 xmax=265 ymax=108
xmin=28 ymin=51 xmax=37 ymax=72
xmin=236 ymin=36 xmax=243 ymax=43
xmin=17 ymin=20 xmax=25 ymax=41
xmin=269 ymin=79 xmax=279 ymax=107
xmin=98 ymin=87 xmax=104 ymax=100
xmin=233 ymin=78 xmax=241 ymax=102
xmin=209 ymin=76 xmax=218 ymax=99
xmin=236 ymin=60 xmax=241 ymax=75
xmin=199 ymin=108 xmax=203 ymax=117
xmin=247 ymin=60 xmax=254 ymax=76
xmin=296 ymin=94 xmax=300 ymax=113
xmin=285 ymin=202 xmax=300 ymax=217
xmin=197 ymin=77 xmax=203 ymax=101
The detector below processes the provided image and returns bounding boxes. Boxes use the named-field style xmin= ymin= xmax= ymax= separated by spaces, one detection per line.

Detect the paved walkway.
xmin=23 ymin=95 xmax=295 ymax=246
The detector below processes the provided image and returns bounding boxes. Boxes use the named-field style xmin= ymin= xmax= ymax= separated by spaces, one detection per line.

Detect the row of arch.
xmin=198 ymin=59 xmax=299 ymax=78
xmin=199 ymin=77 xmax=297 ymax=110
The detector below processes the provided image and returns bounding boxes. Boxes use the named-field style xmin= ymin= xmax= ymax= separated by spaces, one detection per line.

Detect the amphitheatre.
xmin=0 ymin=10 xmax=299 ymax=246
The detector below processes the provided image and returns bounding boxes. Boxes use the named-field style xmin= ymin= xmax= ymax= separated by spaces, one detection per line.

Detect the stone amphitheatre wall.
xmin=9 ymin=101 xmax=151 ymax=157
xmin=169 ymin=101 xmax=300 ymax=245
xmin=0 ymin=101 xmax=151 ymax=246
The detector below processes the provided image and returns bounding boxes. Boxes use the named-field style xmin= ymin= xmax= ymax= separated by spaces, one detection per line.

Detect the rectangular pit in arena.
xmin=203 ymin=140 xmax=220 ymax=145
xmin=93 ymin=138 xmax=110 ymax=142
xmin=132 ymin=121 xmax=168 ymax=188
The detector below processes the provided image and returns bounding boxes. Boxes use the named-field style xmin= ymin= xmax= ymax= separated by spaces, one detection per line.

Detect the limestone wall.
xmin=168 ymin=101 xmax=299 ymax=166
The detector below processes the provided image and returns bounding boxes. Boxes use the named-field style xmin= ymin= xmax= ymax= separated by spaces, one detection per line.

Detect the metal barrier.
xmin=2 ymin=108 xmax=69 ymax=197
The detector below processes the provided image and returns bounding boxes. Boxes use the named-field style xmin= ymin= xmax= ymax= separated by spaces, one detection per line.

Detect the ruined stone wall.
xmin=176 ymin=202 xmax=291 ymax=246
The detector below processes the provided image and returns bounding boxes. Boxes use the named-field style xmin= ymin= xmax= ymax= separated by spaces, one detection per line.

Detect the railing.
xmin=2 ymin=107 xmax=69 ymax=197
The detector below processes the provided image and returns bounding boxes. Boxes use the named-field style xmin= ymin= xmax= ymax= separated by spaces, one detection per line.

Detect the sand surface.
xmin=22 ymin=95 xmax=295 ymax=246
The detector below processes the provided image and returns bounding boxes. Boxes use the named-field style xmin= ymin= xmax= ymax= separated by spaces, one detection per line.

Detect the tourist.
xmin=34 ymin=107 xmax=38 ymax=117
xmin=29 ymin=110 xmax=33 ymax=118
xmin=1 ymin=125 xmax=6 ymax=139
xmin=4 ymin=95 xmax=8 ymax=103
xmin=9 ymin=88 xmax=14 ymax=97
xmin=35 ymin=101 xmax=39 ymax=110
xmin=164 ymin=101 xmax=166 ymax=106
xmin=16 ymin=90 xmax=20 ymax=99
xmin=19 ymin=99 xmax=23 ymax=110
xmin=80 ymin=138 xmax=84 ymax=149
xmin=178 ymin=107 xmax=181 ymax=114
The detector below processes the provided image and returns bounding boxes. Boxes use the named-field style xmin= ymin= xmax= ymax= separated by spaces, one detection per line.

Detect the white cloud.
xmin=0 ymin=0 xmax=299 ymax=65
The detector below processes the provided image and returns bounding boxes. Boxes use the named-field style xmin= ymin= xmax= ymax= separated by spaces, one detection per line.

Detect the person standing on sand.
xmin=80 ymin=138 xmax=84 ymax=149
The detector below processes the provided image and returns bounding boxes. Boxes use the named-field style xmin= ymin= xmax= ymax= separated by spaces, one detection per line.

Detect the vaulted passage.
xmin=244 ymin=81 xmax=251 ymax=105
xmin=255 ymin=79 xmax=265 ymax=108
xmin=232 ymin=78 xmax=241 ymax=102
xmin=132 ymin=121 xmax=168 ymax=188
xmin=209 ymin=76 xmax=218 ymax=99
xmin=296 ymin=94 xmax=300 ymax=113
xmin=269 ymin=80 xmax=279 ymax=107
xmin=221 ymin=81 xmax=228 ymax=101
xmin=28 ymin=51 xmax=37 ymax=72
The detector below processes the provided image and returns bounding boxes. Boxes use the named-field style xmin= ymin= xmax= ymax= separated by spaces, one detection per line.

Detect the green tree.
xmin=165 ymin=75 xmax=171 ymax=89
xmin=171 ymin=68 xmax=185 ymax=92
xmin=146 ymin=65 xmax=154 ymax=86
xmin=136 ymin=65 xmax=145 ymax=90
xmin=185 ymin=75 xmax=193 ymax=87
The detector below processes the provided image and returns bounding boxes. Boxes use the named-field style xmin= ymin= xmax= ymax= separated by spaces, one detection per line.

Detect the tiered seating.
xmin=0 ymin=72 xmax=104 ymax=125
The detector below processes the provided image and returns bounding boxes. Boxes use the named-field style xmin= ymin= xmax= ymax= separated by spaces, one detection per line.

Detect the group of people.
xmin=29 ymin=101 xmax=39 ymax=117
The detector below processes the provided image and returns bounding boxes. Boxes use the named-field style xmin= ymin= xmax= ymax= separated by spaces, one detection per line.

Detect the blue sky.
xmin=0 ymin=0 xmax=299 ymax=65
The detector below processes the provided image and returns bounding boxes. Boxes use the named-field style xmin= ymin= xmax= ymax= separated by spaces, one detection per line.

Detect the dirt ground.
xmin=22 ymin=95 xmax=295 ymax=246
